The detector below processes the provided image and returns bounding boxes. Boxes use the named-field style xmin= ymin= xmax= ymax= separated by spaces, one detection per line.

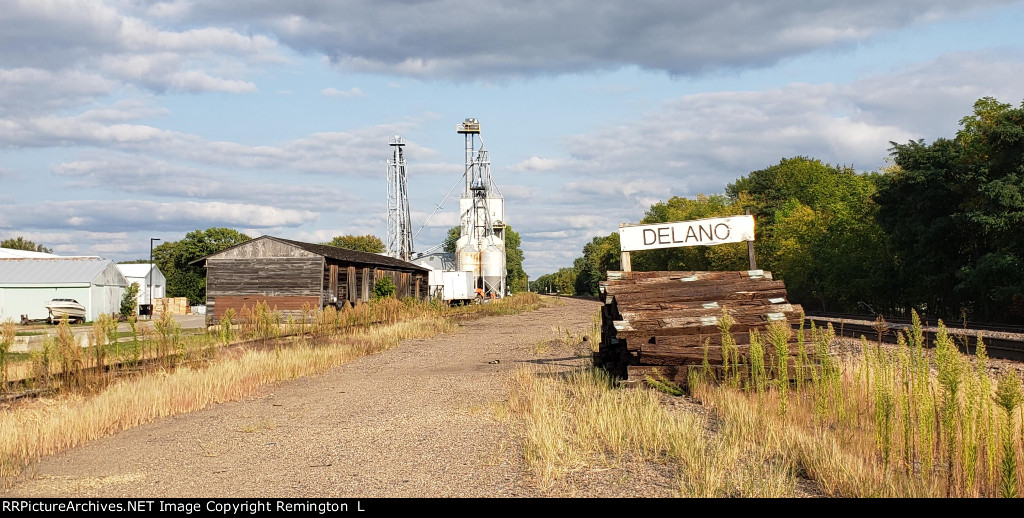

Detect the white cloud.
xmin=0 ymin=0 xmax=283 ymax=99
xmin=410 ymin=210 xmax=459 ymax=229
xmin=170 ymin=1 xmax=1014 ymax=78
xmin=51 ymin=154 xmax=357 ymax=210
xmin=2 ymin=107 xmax=428 ymax=177
xmin=0 ymin=68 xmax=115 ymax=117
xmin=1 ymin=200 xmax=318 ymax=232
xmin=508 ymin=156 xmax=575 ymax=172
xmin=534 ymin=51 xmax=1024 ymax=200
xmin=322 ymin=86 xmax=364 ymax=98
xmin=494 ymin=184 xmax=542 ymax=200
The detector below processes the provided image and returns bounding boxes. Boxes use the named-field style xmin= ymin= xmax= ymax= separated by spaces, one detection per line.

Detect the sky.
xmin=2 ymin=1 xmax=1023 ymax=279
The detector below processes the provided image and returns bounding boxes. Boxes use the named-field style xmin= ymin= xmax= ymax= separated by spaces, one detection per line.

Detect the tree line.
xmin=534 ymin=96 xmax=1024 ymax=325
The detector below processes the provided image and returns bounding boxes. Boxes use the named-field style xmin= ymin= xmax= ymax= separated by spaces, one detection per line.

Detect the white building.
xmin=115 ymin=263 xmax=166 ymax=312
xmin=0 ymin=257 xmax=128 ymax=322
xmin=0 ymin=247 xmax=58 ymax=258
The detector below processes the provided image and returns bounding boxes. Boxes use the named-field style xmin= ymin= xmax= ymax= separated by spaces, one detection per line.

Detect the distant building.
xmin=191 ymin=236 xmax=429 ymax=324
xmin=115 ymin=263 xmax=166 ymax=312
xmin=410 ymin=252 xmax=456 ymax=301
xmin=0 ymin=247 xmax=58 ymax=258
xmin=0 ymin=257 xmax=128 ymax=322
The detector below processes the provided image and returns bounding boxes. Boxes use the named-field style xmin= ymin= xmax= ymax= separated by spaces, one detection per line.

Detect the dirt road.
xmin=2 ymin=296 xmax=611 ymax=498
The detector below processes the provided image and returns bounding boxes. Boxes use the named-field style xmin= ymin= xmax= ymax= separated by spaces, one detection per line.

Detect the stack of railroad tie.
xmin=596 ymin=270 xmax=813 ymax=387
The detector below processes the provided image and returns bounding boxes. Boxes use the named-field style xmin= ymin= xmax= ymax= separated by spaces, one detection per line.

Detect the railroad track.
xmin=805 ymin=313 xmax=1024 ymax=362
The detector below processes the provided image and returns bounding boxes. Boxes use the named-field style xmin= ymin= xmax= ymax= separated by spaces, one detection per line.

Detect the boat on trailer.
xmin=45 ymin=298 xmax=86 ymax=323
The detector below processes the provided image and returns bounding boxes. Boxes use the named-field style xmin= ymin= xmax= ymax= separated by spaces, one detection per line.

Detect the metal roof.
xmin=411 ymin=252 xmax=456 ymax=271
xmin=273 ymin=237 xmax=429 ymax=272
xmin=192 ymin=236 xmax=428 ymax=273
xmin=116 ymin=263 xmax=163 ymax=279
xmin=0 ymin=247 xmax=58 ymax=258
xmin=0 ymin=257 xmax=127 ymax=286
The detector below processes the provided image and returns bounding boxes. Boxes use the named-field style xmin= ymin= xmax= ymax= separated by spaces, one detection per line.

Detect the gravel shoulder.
xmin=2 ymin=296 xmax=605 ymax=498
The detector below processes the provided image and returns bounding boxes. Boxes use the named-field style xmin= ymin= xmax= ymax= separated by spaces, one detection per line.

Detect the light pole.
xmin=149 ymin=238 xmax=160 ymax=319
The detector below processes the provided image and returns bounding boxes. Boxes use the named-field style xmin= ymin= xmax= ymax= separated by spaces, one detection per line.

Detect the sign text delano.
xmin=618 ymin=215 xmax=755 ymax=252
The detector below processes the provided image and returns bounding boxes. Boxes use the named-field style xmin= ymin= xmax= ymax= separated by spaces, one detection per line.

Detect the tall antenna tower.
xmin=386 ymin=135 xmax=413 ymax=261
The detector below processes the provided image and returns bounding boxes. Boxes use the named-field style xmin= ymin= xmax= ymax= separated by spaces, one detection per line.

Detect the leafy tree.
xmin=728 ymin=157 xmax=894 ymax=312
xmin=120 ymin=282 xmax=141 ymax=318
xmin=504 ymin=226 xmax=527 ymax=293
xmin=574 ymin=233 xmax=620 ymax=297
xmin=442 ymin=226 xmax=461 ymax=254
xmin=323 ymin=234 xmax=386 ymax=253
xmin=153 ymin=228 xmax=251 ymax=305
xmin=533 ymin=267 xmax=578 ymax=296
xmin=1 ymin=237 xmax=52 ymax=253
xmin=878 ymin=97 xmax=1024 ymax=322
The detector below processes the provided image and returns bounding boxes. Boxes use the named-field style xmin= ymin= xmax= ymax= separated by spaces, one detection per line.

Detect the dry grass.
xmin=506 ymin=365 xmax=798 ymax=496
xmin=0 ymin=293 xmax=549 ymax=488
xmin=1 ymin=319 xmax=15 ymax=390
xmin=0 ymin=320 xmax=401 ymax=484
xmin=507 ymin=312 xmax=1024 ymax=498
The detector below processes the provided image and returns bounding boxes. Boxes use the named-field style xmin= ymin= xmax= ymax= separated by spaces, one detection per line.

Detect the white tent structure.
xmin=0 ymin=257 xmax=128 ymax=322
xmin=115 ymin=263 xmax=166 ymax=312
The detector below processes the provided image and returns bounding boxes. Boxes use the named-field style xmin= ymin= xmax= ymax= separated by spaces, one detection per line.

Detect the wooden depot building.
xmin=193 ymin=236 xmax=429 ymax=323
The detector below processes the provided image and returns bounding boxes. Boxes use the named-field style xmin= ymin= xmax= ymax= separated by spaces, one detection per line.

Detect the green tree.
xmin=633 ymin=194 xmax=749 ymax=272
xmin=534 ymin=267 xmax=578 ymax=296
xmin=154 ymin=228 xmax=251 ymax=305
xmin=504 ymin=226 xmax=527 ymax=293
xmin=1 ymin=237 xmax=52 ymax=253
xmin=878 ymin=97 xmax=1024 ymax=322
xmin=120 ymin=282 xmax=141 ymax=318
xmin=323 ymin=234 xmax=386 ymax=253
xmin=729 ymin=157 xmax=894 ymax=312
xmin=574 ymin=233 xmax=620 ymax=297
xmin=442 ymin=226 xmax=461 ymax=254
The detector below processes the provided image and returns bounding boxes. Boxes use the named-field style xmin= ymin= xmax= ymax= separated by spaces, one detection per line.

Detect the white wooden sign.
xmin=619 ymin=215 xmax=755 ymax=252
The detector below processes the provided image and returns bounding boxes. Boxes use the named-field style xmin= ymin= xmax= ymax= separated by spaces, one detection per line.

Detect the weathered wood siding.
xmin=212 ymin=239 xmax=320 ymax=260
xmin=212 ymin=295 xmax=321 ymax=320
xmin=206 ymin=256 xmax=323 ymax=320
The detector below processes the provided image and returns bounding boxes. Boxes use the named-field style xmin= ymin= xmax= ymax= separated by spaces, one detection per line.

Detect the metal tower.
xmin=455 ymin=118 xmax=506 ymax=297
xmin=386 ymin=135 xmax=413 ymax=261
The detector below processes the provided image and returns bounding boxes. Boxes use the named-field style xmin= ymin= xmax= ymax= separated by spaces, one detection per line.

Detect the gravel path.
xmin=2 ymin=296 xmax=604 ymax=498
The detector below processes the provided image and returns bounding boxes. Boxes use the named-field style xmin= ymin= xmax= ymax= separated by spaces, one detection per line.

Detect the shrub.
xmin=373 ymin=277 xmax=397 ymax=299
xmin=120 ymin=282 xmax=141 ymax=319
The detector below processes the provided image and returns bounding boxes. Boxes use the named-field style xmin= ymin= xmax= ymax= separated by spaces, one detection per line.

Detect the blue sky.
xmin=2 ymin=1 xmax=1023 ymax=278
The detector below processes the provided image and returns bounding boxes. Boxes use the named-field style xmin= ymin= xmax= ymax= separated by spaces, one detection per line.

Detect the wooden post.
xmin=621 ymin=251 xmax=632 ymax=272
xmin=745 ymin=208 xmax=757 ymax=270
xmin=347 ymin=266 xmax=357 ymax=303
xmin=329 ymin=264 xmax=338 ymax=305
xmin=362 ymin=268 xmax=371 ymax=301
